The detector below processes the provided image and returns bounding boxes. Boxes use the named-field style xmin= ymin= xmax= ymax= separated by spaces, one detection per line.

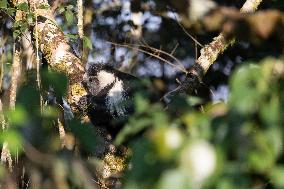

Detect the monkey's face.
xmin=83 ymin=70 xmax=117 ymax=96
xmin=83 ymin=65 xmax=129 ymax=117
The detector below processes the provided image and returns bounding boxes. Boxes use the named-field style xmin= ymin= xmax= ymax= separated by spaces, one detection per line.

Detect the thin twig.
xmin=170 ymin=43 xmax=179 ymax=55
xmin=57 ymin=118 xmax=66 ymax=148
xmin=77 ymin=0 xmax=84 ymax=39
xmin=33 ymin=3 xmax=44 ymax=112
xmin=137 ymin=39 xmax=185 ymax=70
xmin=162 ymin=0 xmax=263 ymax=104
xmin=0 ymin=28 xmax=7 ymax=92
xmin=171 ymin=11 xmax=204 ymax=48
xmin=108 ymin=41 xmax=187 ymax=73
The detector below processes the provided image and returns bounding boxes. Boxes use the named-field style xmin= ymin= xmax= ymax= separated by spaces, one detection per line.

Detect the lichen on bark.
xmin=28 ymin=1 xmax=88 ymax=114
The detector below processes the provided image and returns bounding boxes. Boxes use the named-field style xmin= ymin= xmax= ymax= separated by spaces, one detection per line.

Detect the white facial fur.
xmin=97 ymin=70 xmax=116 ymax=90
xmin=86 ymin=70 xmax=116 ymax=95
xmin=85 ymin=68 xmax=127 ymax=117
xmin=106 ymin=79 xmax=127 ymax=117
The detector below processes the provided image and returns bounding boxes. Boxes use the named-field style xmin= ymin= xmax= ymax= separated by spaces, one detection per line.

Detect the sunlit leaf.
xmin=83 ymin=36 xmax=93 ymax=50
xmin=16 ymin=2 xmax=29 ymax=12
xmin=150 ymin=127 xmax=183 ymax=159
xmin=248 ymin=131 xmax=276 ymax=172
xmin=260 ymin=95 xmax=280 ymax=126
xmin=13 ymin=30 xmax=21 ymax=38
xmin=115 ymin=117 xmax=152 ymax=145
xmin=229 ymin=64 xmax=262 ymax=114
xmin=66 ymin=33 xmax=79 ymax=39
xmin=157 ymin=169 xmax=189 ymax=189
xmin=58 ymin=6 xmax=65 ymax=14
xmin=66 ymin=5 xmax=74 ymax=9
xmin=134 ymin=93 xmax=149 ymax=113
xmin=42 ymin=106 xmax=60 ymax=118
xmin=38 ymin=4 xmax=50 ymax=9
xmin=6 ymin=8 xmax=16 ymax=16
xmin=187 ymin=96 xmax=203 ymax=106
xmin=6 ymin=106 xmax=27 ymax=126
xmin=26 ymin=12 xmax=35 ymax=25
xmin=0 ymin=0 xmax=7 ymax=8
xmin=65 ymin=9 xmax=74 ymax=26
xmin=270 ymin=166 xmax=284 ymax=188
xmin=0 ymin=129 xmax=23 ymax=155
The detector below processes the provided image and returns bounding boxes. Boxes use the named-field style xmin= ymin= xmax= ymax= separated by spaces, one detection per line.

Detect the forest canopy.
xmin=1 ymin=0 xmax=284 ymax=188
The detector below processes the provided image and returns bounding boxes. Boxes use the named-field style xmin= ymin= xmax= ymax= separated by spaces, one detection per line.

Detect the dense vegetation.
xmin=0 ymin=0 xmax=284 ymax=188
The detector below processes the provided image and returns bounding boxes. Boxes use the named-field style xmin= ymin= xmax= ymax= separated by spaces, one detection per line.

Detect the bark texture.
xmin=241 ymin=0 xmax=263 ymax=13
xmin=27 ymin=0 xmax=88 ymax=115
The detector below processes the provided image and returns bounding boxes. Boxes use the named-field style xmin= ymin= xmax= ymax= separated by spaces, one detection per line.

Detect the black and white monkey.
xmin=83 ymin=63 xmax=141 ymax=137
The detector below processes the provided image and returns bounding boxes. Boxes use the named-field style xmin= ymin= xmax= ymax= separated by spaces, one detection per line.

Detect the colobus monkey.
xmin=83 ymin=63 xmax=140 ymax=137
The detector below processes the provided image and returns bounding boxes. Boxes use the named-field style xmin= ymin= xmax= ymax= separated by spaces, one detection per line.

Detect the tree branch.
xmin=163 ymin=0 xmax=263 ymax=103
xmin=19 ymin=0 xmax=89 ymax=115
xmin=241 ymin=0 xmax=263 ymax=13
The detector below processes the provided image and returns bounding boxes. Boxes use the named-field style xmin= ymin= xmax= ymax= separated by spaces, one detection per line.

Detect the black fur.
xmin=83 ymin=64 xmax=140 ymax=137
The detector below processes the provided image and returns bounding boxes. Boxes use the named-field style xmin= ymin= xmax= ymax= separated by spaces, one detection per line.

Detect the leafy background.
xmin=0 ymin=0 xmax=284 ymax=188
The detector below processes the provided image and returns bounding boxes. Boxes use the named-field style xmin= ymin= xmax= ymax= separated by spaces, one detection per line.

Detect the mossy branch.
xmin=163 ymin=0 xmax=263 ymax=103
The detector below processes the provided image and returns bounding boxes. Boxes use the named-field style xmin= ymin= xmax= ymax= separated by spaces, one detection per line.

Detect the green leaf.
xmin=260 ymin=95 xmax=280 ymax=126
xmin=134 ymin=93 xmax=149 ymax=113
xmin=124 ymin=138 xmax=165 ymax=188
xmin=6 ymin=106 xmax=28 ymax=126
xmin=66 ymin=33 xmax=79 ymax=39
xmin=26 ymin=12 xmax=35 ymax=25
xmin=13 ymin=30 xmax=21 ymax=38
xmin=187 ymin=96 xmax=203 ymax=106
xmin=58 ymin=6 xmax=65 ymax=14
xmin=66 ymin=5 xmax=74 ymax=10
xmin=16 ymin=2 xmax=29 ymax=12
xmin=229 ymin=64 xmax=262 ymax=114
xmin=38 ymin=4 xmax=50 ymax=9
xmin=65 ymin=9 xmax=74 ymax=26
xmin=13 ymin=20 xmax=27 ymax=29
xmin=41 ymin=70 xmax=68 ymax=97
xmin=83 ymin=36 xmax=93 ymax=49
xmin=6 ymin=8 xmax=16 ymax=16
xmin=248 ymin=131 xmax=276 ymax=172
xmin=16 ymin=80 xmax=40 ymax=114
xmin=270 ymin=166 xmax=284 ymax=188
xmin=157 ymin=170 xmax=189 ymax=189
xmin=20 ymin=22 xmax=28 ymax=32
xmin=69 ymin=120 xmax=98 ymax=153
xmin=42 ymin=106 xmax=60 ymax=118
xmin=115 ymin=118 xmax=152 ymax=145
xmin=0 ymin=129 xmax=23 ymax=155
xmin=13 ymin=20 xmax=22 ymax=28
xmin=0 ymin=0 xmax=7 ymax=8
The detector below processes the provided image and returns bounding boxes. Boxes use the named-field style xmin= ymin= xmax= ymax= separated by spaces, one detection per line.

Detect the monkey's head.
xmin=83 ymin=64 xmax=116 ymax=96
xmin=83 ymin=63 xmax=138 ymax=119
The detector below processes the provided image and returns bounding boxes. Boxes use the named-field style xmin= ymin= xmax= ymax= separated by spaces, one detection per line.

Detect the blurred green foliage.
xmin=0 ymin=58 xmax=283 ymax=188
xmin=1 ymin=0 xmax=284 ymax=188
xmin=117 ymin=58 xmax=284 ymax=189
